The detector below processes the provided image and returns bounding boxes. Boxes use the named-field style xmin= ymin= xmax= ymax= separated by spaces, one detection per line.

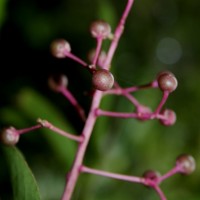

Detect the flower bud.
xmin=51 ymin=39 xmax=71 ymax=58
xmin=0 ymin=127 xmax=20 ymax=146
xmin=92 ymin=69 xmax=114 ymax=91
xmin=90 ymin=20 xmax=111 ymax=39
xmin=176 ymin=154 xmax=196 ymax=175
xmin=157 ymin=71 xmax=178 ymax=92
xmin=159 ymin=109 xmax=176 ymax=126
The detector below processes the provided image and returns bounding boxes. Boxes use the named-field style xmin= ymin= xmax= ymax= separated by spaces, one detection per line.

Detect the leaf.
xmin=2 ymin=146 xmax=41 ymax=200
xmin=0 ymin=107 xmax=29 ymax=127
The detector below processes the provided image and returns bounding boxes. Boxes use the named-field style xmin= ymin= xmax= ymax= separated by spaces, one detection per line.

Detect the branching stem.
xmin=103 ymin=0 xmax=134 ymax=70
xmin=61 ymin=1 xmax=135 ymax=199
xmin=92 ymin=37 xmax=103 ymax=66
xmin=59 ymin=87 xmax=86 ymax=121
xmin=80 ymin=165 xmax=145 ymax=184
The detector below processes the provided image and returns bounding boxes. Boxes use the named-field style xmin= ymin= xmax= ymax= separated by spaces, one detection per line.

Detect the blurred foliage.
xmin=0 ymin=0 xmax=7 ymax=28
xmin=2 ymin=146 xmax=41 ymax=200
xmin=0 ymin=0 xmax=200 ymax=199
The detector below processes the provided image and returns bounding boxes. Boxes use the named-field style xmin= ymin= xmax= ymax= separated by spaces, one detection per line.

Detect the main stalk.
xmin=61 ymin=1 xmax=134 ymax=199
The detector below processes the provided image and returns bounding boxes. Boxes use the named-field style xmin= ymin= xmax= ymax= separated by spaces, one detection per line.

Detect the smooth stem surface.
xmin=62 ymin=1 xmax=135 ymax=199
xmin=48 ymin=125 xmax=83 ymax=142
xmin=66 ymin=52 xmax=88 ymax=67
xmin=81 ymin=166 xmax=168 ymax=200
xmin=125 ymin=80 xmax=158 ymax=93
xmin=96 ymin=109 xmax=138 ymax=118
xmin=123 ymin=92 xmax=141 ymax=107
xmin=37 ymin=119 xmax=83 ymax=142
xmin=104 ymin=0 xmax=134 ymax=69
xmin=61 ymin=90 xmax=103 ymax=200
xmin=60 ymin=87 xmax=86 ymax=121
xmin=154 ymin=91 xmax=169 ymax=115
xmin=154 ymin=185 xmax=167 ymax=200
xmin=93 ymin=37 xmax=103 ymax=66
xmin=81 ymin=165 xmax=145 ymax=184
xmin=158 ymin=165 xmax=179 ymax=183
xmin=18 ymin=124 xmax=42 ymax=135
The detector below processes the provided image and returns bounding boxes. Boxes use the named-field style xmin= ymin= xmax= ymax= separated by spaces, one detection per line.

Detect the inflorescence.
xmin=0 ymin=1 xmax=195 ymax=200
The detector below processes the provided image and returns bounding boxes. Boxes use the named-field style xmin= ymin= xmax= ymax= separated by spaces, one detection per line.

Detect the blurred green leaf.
xmin=0 ymin=107 xmax=29 ymax=127
xmin=2 ymin=146 xmax=41 ymax=200
xmin=16 ymin=88 xmax=77 ymax=167
xmin=0 ymin=0 xmax=7 ymax=28
xmin=97 ymin=0 xmax=117 ymax=26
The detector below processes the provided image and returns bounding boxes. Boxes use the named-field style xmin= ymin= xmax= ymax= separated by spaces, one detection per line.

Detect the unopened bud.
xmin=157 ymin=71 xmax=178 ymax=93
xmin=90 ymin=20 xmax=111 ymax=39
xmin=51 ymin=39 xmax=71 ymax=58
xmin=176 ymin=154 xmax=196 ymax=175
xmin=0 ymin=127 xmax=20 ymax=146
xmin=92 ymin=69 xmax=114 ymax=91
xmin=159 ymin=109 xmax=176 ymax=126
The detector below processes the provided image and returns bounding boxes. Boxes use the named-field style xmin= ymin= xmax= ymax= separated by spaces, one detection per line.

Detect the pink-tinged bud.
xmin=157 ymin=71 xmax=178 ymax=92
xmin=176 ymin=154 xmax=196 ymax=175
xmin=0 ymin=127 xmax=20 ymax=146
xmin=92 ymin=69 xmax=114 ymax=91
xmin=159 ymin=109 xmax=176 ymax=126
xmin=48 ymin=74 xmax=68 ymax=92
xmin=51 ymin=39 xmax=71 ymax=58
xmin=90 ymin=20 xmax=111 ymax=39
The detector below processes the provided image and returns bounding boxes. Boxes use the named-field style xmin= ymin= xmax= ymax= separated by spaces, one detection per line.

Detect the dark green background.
xmin=0 ymin=0 xmax=200 ymax=199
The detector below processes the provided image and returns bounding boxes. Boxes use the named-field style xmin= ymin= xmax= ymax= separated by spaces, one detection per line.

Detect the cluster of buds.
xmin=0 ymin=1 xmax=195 ymax=200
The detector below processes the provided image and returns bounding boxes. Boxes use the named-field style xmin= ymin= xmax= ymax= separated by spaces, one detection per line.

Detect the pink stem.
xmin=81 ymin=166 xmax=168 ymax=200
xmin=154 ymin=185 xmax=167 ymax=200
xmin=17 ymin=124 xmax=42 ymax=135
xmin=37 ymin=119 xmax=83 ymax=142
xmin=104 ymin=88 xmax=122 ymax=95
xmin=59 ymin=87 xmax=86 ymax=121
xmin=125 ymin=80 xmax=158 ymax=93
xmin=158 ymin=165 xmax=179 ymax=183
xmin=103 ymin=0 xmax=134 ymax=70
xmin=61 ymin=91 xmax=103 ymax=200
xmin=123 ymin=92 xmax=141 ymax=107
xmin=92 ymin=37 xmax=103 ymax=66
xmin=105 ymin=87 xmax=141 ymax=107
xmin=96 ymin=109 xmax=138 ymax=118
xmin=18 ymin=120 xmax=83 ymax=142
xmin=105 ymin=80 xmax=158 ymax=101
xmin=154 ymin=91 xmax=169 ymax=115
xmin=65 ymin=52 xmax=88 ymax=67
xmin=48 ymin=125 xmax=83 ymax=142
xmin=80 ymin=165 xmax=145 ymax=184
xmin=104 ymin=82 xmax=124 ymax=95
xmin=61 ymin=1 xmax=135 ymax=199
